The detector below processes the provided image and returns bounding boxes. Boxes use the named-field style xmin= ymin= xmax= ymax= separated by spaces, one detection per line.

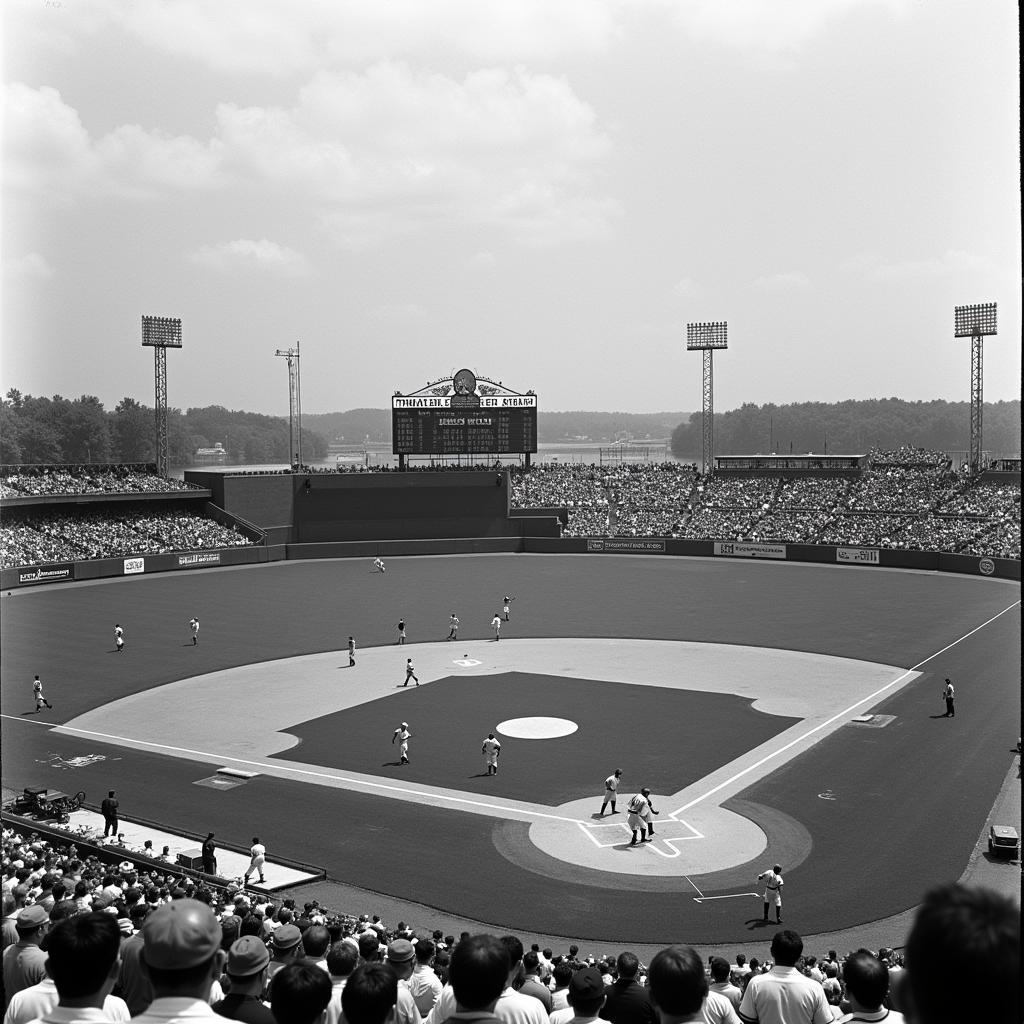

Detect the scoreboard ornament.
xmin=451 ymin=369 xmax=480 ymax=407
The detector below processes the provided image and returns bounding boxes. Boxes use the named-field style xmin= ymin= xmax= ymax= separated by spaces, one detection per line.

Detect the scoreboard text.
xmin=392 ymin=397 xmax=537 ymax=455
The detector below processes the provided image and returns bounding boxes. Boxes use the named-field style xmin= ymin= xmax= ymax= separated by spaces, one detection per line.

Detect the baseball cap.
xmin=142 ymin=898 xmax=221 ymax=969
xmin=228 ymin=935 xmax=271 ymax=976
xmin=272 ymin=924 xmax=302 ymax=951
xmin=16 ymin=905 xmax=49 ymax=930
xmin=387 ymin=938 xmax=415 ymax=963
xmin=569 ymin=966 xmax=605 ymax=1001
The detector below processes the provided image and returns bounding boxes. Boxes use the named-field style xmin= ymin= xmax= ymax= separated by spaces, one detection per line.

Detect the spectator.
xmin=600 ymin=952 xmax=657 ymax=1024
xmin=555 ymin=967 xmax=607 ymax=1024
xmin=834 ymin=950 xmax=903 ymax=1023
xmin=434 ymin=934 xmax=508 ymax=1023
xmin=382 ymin=939 xmax=422 ymax=1024
xmin=212 ymin=935 xmax=274 ymax=1024
xmin=270 ymin=964 xmax=332 ymax=1024
xmin=266 ymin=926 xmax=304 ymax=996
xmin=3 ymin=905 xmax=50 ymax=1005
xmin=301 ymin=927 xmax=332 ymax=973
xmin=341 ymin=964 xmax=398 ymax=1024
xmin=517 ymin=953 xmax=551 ymax=1012
xmin=900 ymin=884 xmax=1018 ymax=1024
xmin=3 ymin=912 xmax=129 ymax=1024
xmin=550 ymin=964 xmax=574 ymax=1013
xmin=325 ymin=942 xmax=359 ymax=1024
xmin=708 ymin=958 xmax=742 ymax=1015
xmin=131 ymin=898 xmax=225 ymax=1024
xmin=737 ymin=931 xmax=830 ymax=1024
xmin=647 ymin=946 xmax=723 ymax=1024
xmin=408 ymin=940 xmax=442 ymax=1019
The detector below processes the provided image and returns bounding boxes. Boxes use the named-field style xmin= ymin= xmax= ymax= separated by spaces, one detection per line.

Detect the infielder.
xmin=482 ymin=733 xmax=502 ymax=775
xmin=599 ymin=769 xmax=623 ymax=816
xmin=626 ymin=788 xmax=658 ymax=845
xmin=32 ymin=675 xmax=53 ymax=712
xmin=392 ymin=723 xmax=412 ymax=764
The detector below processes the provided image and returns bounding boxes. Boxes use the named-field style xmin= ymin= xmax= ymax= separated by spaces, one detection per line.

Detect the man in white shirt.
xmin=408 ymin=939 xmax=443 ymax=1018
xmin=737 ymin=931 xmax=830 ymax=1024
xmin=19 ymin=912 xmax=129 ymax=1024
xmin=647 ymin=946 xmax=738 ymax=1024
xmin=834 ymin=951 xmax=905 ymax=1024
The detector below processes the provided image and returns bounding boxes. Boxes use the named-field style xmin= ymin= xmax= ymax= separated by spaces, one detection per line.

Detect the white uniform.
xmin=482 ymin=736 xmax=501 ymax=773
xmin=393 ymin=726 xmax=411 ymax=763
xmin=491 ymin=615 xmax=501 ymax=640
xmin=244 ymin=842 xmax=267 ymax=883
xmin=190 ymin=618 xmax=200 ymax=644
xmin=115 ymin=625 xmax=124 ymax=650
xmin=759 ymin=868 xmax=783 ymax=908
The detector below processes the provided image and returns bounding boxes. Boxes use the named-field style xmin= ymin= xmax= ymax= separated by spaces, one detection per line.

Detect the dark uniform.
xmin=101 ymin=791 xmax=119 ymax=837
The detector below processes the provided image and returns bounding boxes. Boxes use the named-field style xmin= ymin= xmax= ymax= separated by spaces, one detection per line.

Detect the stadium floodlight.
xmin=953 ymin=303 xmax=997 ymax=475
xmin=686 ymin=321 xmax=729 ymax=474
xmin=275 ymin=343 xmax=303 ymax=470
xmin=953 ymin=302 xmax=997 ymax=338
xmin=686 ymin=321 xmax=728 ymax=350
xmin=141 ymin=315 xmax=183 ymax=476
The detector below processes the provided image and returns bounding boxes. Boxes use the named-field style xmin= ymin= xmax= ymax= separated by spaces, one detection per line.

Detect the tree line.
xmin=0 ymin=391 xmax=328 ymax=466
xmin=669 ymin=398 xmax=1021 ymax=460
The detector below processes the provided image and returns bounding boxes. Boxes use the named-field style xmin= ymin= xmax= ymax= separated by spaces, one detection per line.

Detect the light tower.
xmin=275 ymin=342 xmax=302 ymax=470
xmin=686 ymin=321 xmax=728 ymax=474
xmin=953 ymin=302 xmax=997 ymax=474
xmin=141 ymin=315 xmax=182 ymax=476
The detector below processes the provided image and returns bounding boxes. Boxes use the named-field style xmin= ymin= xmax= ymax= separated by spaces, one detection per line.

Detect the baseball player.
xmin=599 ymin=769 xmax=623 ymax=816
xmin=392 ymin=723 xmax=412 ymax=765
xmin=626 ymin=788 xmax=658 ymax=845
xmin=758 ymin=864 xmax=784 ymax=923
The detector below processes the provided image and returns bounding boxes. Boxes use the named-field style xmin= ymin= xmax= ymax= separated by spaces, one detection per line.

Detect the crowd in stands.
xmin=2 ymin=825 xmax=1018 ymax=1023
xmin=0 ymin=508 xmax=255 ymax=570
xmin=0 ymin=467 xmax=198 ymax=499
xmin=506 ymin=447 xmax=1021 ymax=558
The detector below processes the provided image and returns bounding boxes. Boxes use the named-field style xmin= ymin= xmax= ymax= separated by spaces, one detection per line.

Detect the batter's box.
xmin=578 ymin=816 xmax=703 ymax=858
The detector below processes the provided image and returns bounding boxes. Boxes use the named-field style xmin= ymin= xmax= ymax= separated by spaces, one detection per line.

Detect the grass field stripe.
xmin=671 ymin=599 xmax=1020 ymax=816
xmin=6 ymin=717 xmax=588 ymax=825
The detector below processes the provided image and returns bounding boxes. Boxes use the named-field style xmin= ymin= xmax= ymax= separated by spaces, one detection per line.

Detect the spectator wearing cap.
xmin=431 ymin=934 xmax=508 ymax=1024
xmin=517 ymin=953 xmax=551 ymax=1013
xmin=271 ymin=964 xmax=332 ymax=1024
xmin=407 ymin=939 xmax=442 ymax=1018
xmin=708 ymin=958 xmax=741 ymax=1015
xmin=6 ymin=912 xmax=128 ymax=1024
xmin=265 ymin=925 xmax=303 ymax=997
xmin=212 ymin=935 xmax=274 ymax=1024
xmin=600 ymin=952 xmax=656 ymax=1024
xmin=899 ymin=883 xmax=1018 ymax=1024
xmin=131 ymin=898 xmax=226 ymax=1024
xmin=325 ymin=942 xmax=359 ymax=1024
xmin=551 ymin=966 xmax=606 ymax=1024
xmin=3 ymin=904 xmax=50 ymax=1003
xmin=834 ymin=950 xmax=904 ymax=1024
xmin=737 ymin=931 xmax=830 ymax=1024
xmin=383 ymin=939 xmax=423 ymax=1024
xmin=648 ymin=946 xmax=733 ymax=1024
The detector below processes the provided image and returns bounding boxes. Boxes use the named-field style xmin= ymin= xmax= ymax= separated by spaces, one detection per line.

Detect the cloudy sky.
xmin=2 ymin=0 xmax=1020 ymax=416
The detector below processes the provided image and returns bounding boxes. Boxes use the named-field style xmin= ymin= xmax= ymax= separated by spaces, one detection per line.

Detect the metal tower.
xmin=686 ymin=321 xmax=728 ymax=474
xmin=275 ymin=342 xmax=302 ymax=469
xmin=953 ymin=303 xmax=997 ymax=474
xmin=141 ymin=316 xmax=182 ymax=476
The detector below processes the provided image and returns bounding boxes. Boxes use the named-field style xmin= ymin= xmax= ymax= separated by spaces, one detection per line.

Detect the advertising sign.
xmin=18 ymin=564 xmax=74 ymax=586
xmin=177 ymin=552 xmax=221 ymax=568
xmin=836 ymin=547 xmax=880 ymax=565
xmin=713 ymin=541 xmax=786 ymax=560
xmin=978 ymin=558 xmax=995 ymax=576
xmin=587 ymin=539 xmax=666 ymax=553
xmin=123 ymin=557 xmax=146 ymax=575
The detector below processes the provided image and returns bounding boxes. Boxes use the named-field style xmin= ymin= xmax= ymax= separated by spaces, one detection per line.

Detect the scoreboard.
xmin=392 ymin=404 xmax=537 ymax=455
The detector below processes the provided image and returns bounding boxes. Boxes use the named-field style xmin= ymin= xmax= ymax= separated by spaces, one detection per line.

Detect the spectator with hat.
xmin=3 ymin=904 xmax=49 ymax=1005
xmin=384 ymin=938 xmax=423 ymax=1024
xmin=265 ymin=925 xmax=303 ymax=996
xmin=553 ymin=966 xmax=607 ymax=1024
xmin=131 ymin=898 xmax=226 ymax=1024
xmin=212 ymin=935 xmax=274 ymax=1024
xmin=9 ymin=912 xmax=128 ymax=1024
xmin=600 ymin=952 xmax=656 ymax=1024
xmin=270 ymin=964 xmax=332 ymax=1024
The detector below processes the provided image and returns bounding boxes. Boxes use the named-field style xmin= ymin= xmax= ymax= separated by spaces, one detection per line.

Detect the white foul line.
xmin=693 ymin=892 xmax=760 ymax=903
xmin=672 ymin=599 xmax=1021 ymax=816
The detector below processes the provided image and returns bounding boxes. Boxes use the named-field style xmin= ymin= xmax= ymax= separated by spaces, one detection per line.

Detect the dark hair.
xmin=842 ymin=950 xmax=888 ymax=1009
xmin=522 ymin=951 xmax=539 ymax=972
xmin=302 ymin=925 xmax=331 ymax=958
xmin=769 ymin=930 xmax=804 ymax=967
xmin=449 ymin=935 xmax=510 ymax=1011
xmin=271 ymin=963 xmax=333 ymax=1024
xmin=648 ymin=946 xmax=708 ymax=1017
xmin=904 ymin=884 xmax=1020 ymax=1024
xmin=616 ymin=952 xmax=640 ymax=979
xmin=552 ymin=963 xmax=573 ymax=987
xmin=499 ymin=935 xmax=524 ymax=966
xmin=44 ymin=912 xmax=121 ymax=998
xmin=341 ymin=963 xmax=399 ymax=1024
xmin=357 ymin=931 xmax=380 ymax=961
xmin=710 ymin=957 xmax=731 ymax=983
xmin=415 ymin=938 xmax=435 ymax=963
xmin=327 ymin=942 xmax=359 ymax=977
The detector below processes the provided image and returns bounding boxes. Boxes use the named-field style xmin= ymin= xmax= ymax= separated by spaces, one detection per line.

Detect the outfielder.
xmin=392 ymin=722 xmax=412 ymax=764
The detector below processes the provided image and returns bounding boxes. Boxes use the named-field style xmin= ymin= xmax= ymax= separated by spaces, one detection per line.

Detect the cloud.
xmin=869 ymin=249 xmax=985 ymax=282
xmin=2 ymin=252 xmax=54 ymax=280
xmin=752 ymin=270 xmax=811 ymax=292
xmin=468 ymin=251 xmax=497 ymax=269
xmin=672 ymin=277 xmax=699 ymax=299
xmin=3 ymin=82 xmax=223 ymax=202
xmin=189 ymin=239 xmax=311 ymax=276
xmin=84 ymin=0 xmax=618 ymax=76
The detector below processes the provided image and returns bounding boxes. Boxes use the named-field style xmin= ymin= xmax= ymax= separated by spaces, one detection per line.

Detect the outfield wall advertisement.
xmin=836 ymin=547 xmax=881 ymax=565
xmin=587 ymin=539 xmax=666 ymax=553
xmin=17 ymin=563 xmax=75 ymax=586
xmin=713 ymin=541 xmax=787 ymax=559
